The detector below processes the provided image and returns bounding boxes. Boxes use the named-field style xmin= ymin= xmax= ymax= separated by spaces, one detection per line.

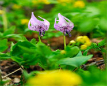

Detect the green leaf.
xmin=30 ymin=38 xmax=37 ymax=44
xmin=0 ymin=53 xmax=10 ymax=60
xmin=36 ymin=42 xmax=52 ymax=56
xmin=99 ymin=17 xmax=107 ymax=31
xmin=65 ymin=46 xmax=80 ymax=58
xmin=10 ymin=41 xmax=36 ymax=56
xmin=98 ymin=39 xmax=106 ymax=47
xmin=76 ymin=51 xmax=82 ymax=56
xmin=57 ymin=55 xmax=93 ymax=67
xmin=3 ymin=26 xmax=16 ymax=36
xmin=0 ymin=39 xmax=8 ymax=52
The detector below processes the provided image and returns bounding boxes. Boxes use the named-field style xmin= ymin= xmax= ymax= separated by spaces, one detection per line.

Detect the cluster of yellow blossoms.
xmin=27 ymin=70 xmax=82 ymax=86
xmin=32 ymin=0 xmax=50 ymax=5
xmin=57 ymin=0 xmax=73 ymax=3
xmin=70 ymin=36 xmax=91 ymax=50
xmin=57 ymin=0 xmax=85 ymax=8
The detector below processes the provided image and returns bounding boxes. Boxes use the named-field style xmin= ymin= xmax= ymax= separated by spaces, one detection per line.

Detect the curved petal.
xmin=28 ymin=20 xmax=35 ymax=31
xmin=38 ymin=16 xmax=50 ymax=29
xmin=28 ymin=12 xmax=50 ymax=36
xmin=58 ymin=13 xmax=67 ymax=26
xmin=63 ymin=16 xmax=74 ymax=28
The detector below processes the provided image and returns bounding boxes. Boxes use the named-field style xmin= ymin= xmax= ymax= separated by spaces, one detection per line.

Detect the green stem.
xmin=105 ymin=32 xmax=107 ymax=69
xmin=105 ymin=32 xmax=107 ymax=85
xmin=2 ymin=8 xmax=7 ymax=32
xmin=63 ymin=35 xmax=66 ymax=50
xmin=0 ymin=70 xmax=2 ymax=86
xmin=38 ymin=35 xmax=41 ymax=42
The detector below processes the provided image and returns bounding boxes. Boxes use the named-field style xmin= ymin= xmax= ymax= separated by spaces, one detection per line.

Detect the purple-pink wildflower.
xmin=54 ymin=13 xmax=74 ymax=37
xmin=28 ymin=12 xmax=50 ymax=36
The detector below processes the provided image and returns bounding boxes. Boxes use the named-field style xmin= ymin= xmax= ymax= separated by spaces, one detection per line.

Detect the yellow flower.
xmin=70 ymin=40 xmax=76 ymax=44
xmin=57 ymin=0 xmax=73 ymax=3
xmin=76 ymin=36 xmax=91 ymax=45
xmin=76 ymin=36 xmax=85 ymax=43
xmin=12 ymin=4 xmax=21 ymax=9
xmin=27 ymin=70 xmax=82 ymax=86
xmin=32 ymin=0 xmax=50 ymax=5
xmin=32 ymin=0 xmax=38 ymax=4
xmin=60 ymin=50 xmax=66 ymax=54
xmin=21 ymin=19 xmax=29 ymax=25
xmin=42 ymin=0 xmax=50 ymax=4
xmin=83 ymin=36 xmax=90 ymax=41
xmin=0 ymin=10 xmax=4 ymax=15
xmin=85 ymin=41 xmax=91 ymax=46
xmin=81 ymin=44 xmax=87 ymax=50
xmin=83 ymin=36 xmax=91 ymax=46
xmin=74 ymin=0 xmax=85 ymax=8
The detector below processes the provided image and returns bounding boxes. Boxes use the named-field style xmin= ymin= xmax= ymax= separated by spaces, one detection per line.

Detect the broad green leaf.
xmin=18 ymin=45 xmax=37 ymax=53
xmin=99 ymin=17 xmax=107 ymax=31
xmin=30 ymin=38 xmax=37 ymax=44
xmin=3 ymin=26 xmax=15 ymax=36
xmin=65 ymin=46 xmax=80 ymax=58
xmin=0 ymin=53 xmax=10 ymax=60
xmin=57 ymin=55 xmax=93 ymax=67
xmin=10 ymin=41 xmax=36 ymax=56
xmin=36 ymin=42 xmax=52 ymax=56
xmin=76 ymin=51 xmax=82 ymax=56
xmin=98 ymin=39 xmax=106 ymax=47
xmin=0 ymin=39 xmax=8 ymax=52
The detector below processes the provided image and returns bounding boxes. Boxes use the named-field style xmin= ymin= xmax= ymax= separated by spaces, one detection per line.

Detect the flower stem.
xmin=0 ymin=69 xmax=2 ymax=86
xmin=38 ymin=35 xmax=41 ymax=42
xmin=63 ymin=35 xmax=66 ymax=50
xmin=105 ymin=32 xmax=107 ymax=69
xmin=2 ymin=8 xmax=7 ymax=32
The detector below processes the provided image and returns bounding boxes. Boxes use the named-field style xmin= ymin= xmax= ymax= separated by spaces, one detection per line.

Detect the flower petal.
xmin=58 ymin=13 xmax=67 ymax=26
xmin=28 ymin=12 xmax=50 ymax=36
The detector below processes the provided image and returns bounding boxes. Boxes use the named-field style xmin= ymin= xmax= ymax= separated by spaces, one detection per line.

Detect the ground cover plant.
xmin=0 ymin=0 xmax=107 ymax=86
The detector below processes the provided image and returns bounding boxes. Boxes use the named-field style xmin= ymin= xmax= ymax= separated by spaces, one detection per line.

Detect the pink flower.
xmin=28 ymin=12 xmax=50 ymax=36
xmin=54 ymin=13 xmax=74 ymax=36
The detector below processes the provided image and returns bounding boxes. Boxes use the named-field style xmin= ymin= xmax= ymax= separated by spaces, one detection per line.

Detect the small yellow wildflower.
xmin=74 ymin=0 xmax=85 ymax=8
xmin=43 ymin=0 xmax=50 ymax=4
xmin=27 ymin=70 xmax=82 ymax=86
xmin=32 ymin=0 xmax=38 ymax=5
xmin=57 ymin=0 xmax=73 ymax=3
xmin=32 ymin=0 xmax=50 ymax=5
xmin=76 ymin=36 xmax=85 ymax=43
xmin=83 ymin=36 xmax=90 ymax=41
xmin=85 ymin=41 xmax=91 ymax=46
xmin=70 ymin=40 xmax=76 ymax=44
xmin=0 ymin=10 xmax=4 ymax=15
xmin=83 ymin=36 xmax=91 ymax=46
xmin=76 ymin=36 xmax=91 ymax=45
xmin=21 ymin=19 xmax=29 ymax=25
xmin=12 ymin=4 xmax=21 ymax=9
xmin=81 ymin=44 xmax=87 ymax=50
xmin=57 ymin=0 xmax=73 ymax=6
xmin=60 ymin=50 xmax=66 ymax=54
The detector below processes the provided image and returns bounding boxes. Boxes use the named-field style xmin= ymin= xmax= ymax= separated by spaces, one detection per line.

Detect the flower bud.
xmin=60 ymin=50 xmax=66 ymax=54
xmin=70 ymin=40 xmax=76 ymax=44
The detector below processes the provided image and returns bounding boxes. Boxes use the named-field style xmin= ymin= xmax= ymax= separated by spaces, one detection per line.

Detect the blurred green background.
xmin=0 ymin=0 xmax=107 ymax=41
